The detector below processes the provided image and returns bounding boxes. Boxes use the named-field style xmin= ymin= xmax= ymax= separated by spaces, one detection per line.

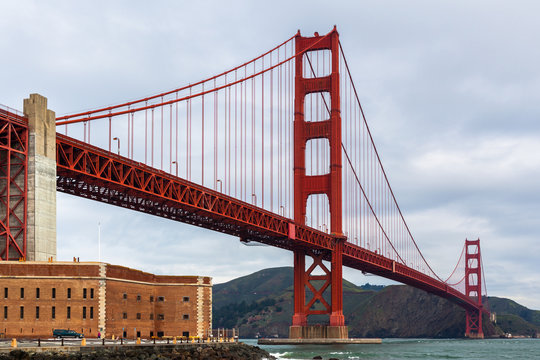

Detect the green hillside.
xmin=212 ymin=267 xmax=536 ymax=338
xmin=488 ymin=297 xmax=540 ymax=327
xmin=213 ymin=266 xmax=294 ymax=307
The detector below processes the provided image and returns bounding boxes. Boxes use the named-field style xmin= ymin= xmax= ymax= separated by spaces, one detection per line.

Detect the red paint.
xmin=293 ymin=27 xmax=345 ymax=326
xmin=0 ymin=109 xmax=28 ymax=260
xmin=465 ymin=238 xmax=484 ymax=338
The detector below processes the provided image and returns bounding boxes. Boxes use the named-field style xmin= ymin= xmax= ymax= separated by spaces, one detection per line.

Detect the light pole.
xmin=216 ymin=179 xmax=222 ymax=192
xmin=172 ymin=161 xmax=178 ymax=177
xmin=252 ymin=193 xmax=257 ymax=205
xmin=113 ymin=137 xmax=120 ymax=155
xmin=98 ymin=222 xmax=101 ymax=263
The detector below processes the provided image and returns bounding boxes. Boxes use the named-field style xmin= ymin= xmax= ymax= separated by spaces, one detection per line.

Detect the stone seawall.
xmin=0 ymin=343 xmax=274 ymax=360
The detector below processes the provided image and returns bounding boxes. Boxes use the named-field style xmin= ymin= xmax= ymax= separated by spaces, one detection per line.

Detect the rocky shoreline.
xmin=0 ymin=343 xmax=274 ymax=360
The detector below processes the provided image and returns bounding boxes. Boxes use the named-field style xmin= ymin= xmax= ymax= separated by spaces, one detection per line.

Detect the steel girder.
xmin=0 ymin=109 xmax=28 ymax=260
xmin=56 ymin=133 xmax=334 ymax=253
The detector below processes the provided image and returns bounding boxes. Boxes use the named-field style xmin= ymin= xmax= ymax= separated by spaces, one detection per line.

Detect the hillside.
xmin=213 ymin=267 xmax=538 ymax=338
xmin=488 ymin=297 xmax=540 ymax=327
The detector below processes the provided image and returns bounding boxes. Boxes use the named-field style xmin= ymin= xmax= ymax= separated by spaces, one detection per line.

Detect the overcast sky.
xmin=2 ymin=0 xmax=540 ymax=310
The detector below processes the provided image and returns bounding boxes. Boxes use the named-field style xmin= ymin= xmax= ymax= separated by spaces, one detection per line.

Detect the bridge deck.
xmin=56 ymin=133 xmax=481 ymax=313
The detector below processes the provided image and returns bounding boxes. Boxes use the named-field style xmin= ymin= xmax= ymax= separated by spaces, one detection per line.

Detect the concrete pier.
xmin=23 ymin=94 xmax=56 ymax=261
xmin=290 ymin=325 xmax=348 ymax=339
xmin=258 ymin=324 xmax=382 ymax=345
xmin=258 ymin=338 xmax=382 ymax=345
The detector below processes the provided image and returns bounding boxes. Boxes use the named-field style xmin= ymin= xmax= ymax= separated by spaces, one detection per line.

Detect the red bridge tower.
xmin=465 ymin=238 xmax=484 ymax=338
xmin=290 ymin=27 xmax=348 ymax=339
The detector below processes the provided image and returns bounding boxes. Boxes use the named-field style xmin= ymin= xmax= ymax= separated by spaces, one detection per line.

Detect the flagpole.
xmin=98 ymin=222 xmax=101 ymax=263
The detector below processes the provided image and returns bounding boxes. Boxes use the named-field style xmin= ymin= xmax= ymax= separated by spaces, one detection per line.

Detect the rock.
xmin=0 ymin=343 xmax=274 ymax=360
xmin=9 ymin=350 xmax=29 ymax=360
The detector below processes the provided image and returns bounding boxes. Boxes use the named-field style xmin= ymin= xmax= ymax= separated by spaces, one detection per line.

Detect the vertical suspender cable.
xmin=214 ymin=80 xmax=218 ymax=190
xmin=170 ymin=104 xmax=172 ymax=173
xmin=189 ymin=87 xmax=192 ymax=180
xmin=131 ymin=112 xmax=134 ymax=159
xmin=235 ymin=71 xmax=238 ymax=197
xmin=244 ymin=66 xmax=248 ymax=201
xmin=202 ymin=82 xmax=205 ymax=186
xmin=186 ymin=94 xmax=189 ymax=178
xmin=252 ymin=64 xmax=255 ymax=204
xmin=176 ymin=93 xmax=178 ymax=174
xmin=240 ymin=75 xmax=243 ymax=200
xmin=144 ymin=106 xmax=147 ymax=164
xmin=161 ymin=97 xmax=164 ymax=170
xmin=228 ymin=77 xmax=231 ymax=194
xmin=261 ymin=56 xmax=265 ymax=208
xmin=224 ymin=75 xmax=228 ymax=194
xmin=270 ymin=56 xmax=274 ymax=212
xmin=151 ymin=108 xmax=155 ymax=167
xmin=278 ymin=47 xmax=282 ymax=213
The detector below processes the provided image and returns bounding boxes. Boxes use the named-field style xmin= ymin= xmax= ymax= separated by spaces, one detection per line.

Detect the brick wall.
xmin=1 ymin=277 xmax=99 ymax=338
xmin=0 ymin=261 xmax=211 ymax=339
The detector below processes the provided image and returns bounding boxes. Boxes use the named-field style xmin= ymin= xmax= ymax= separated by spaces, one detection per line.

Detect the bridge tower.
xmin=0 ymin=107 xmax=28 ymax=260
xmin=465 ymin=238 xmax=484 ymax=338
xmin=24 ymin=94 xmax=57 ymax=261
xmin=290 ymin=27 xmax=348 ymax=339
xmin=0 ymin=95 xmax=57 ymax=262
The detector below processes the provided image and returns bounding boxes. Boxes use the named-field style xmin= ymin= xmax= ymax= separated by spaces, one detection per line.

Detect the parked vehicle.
xmin=53 ymin=329 xmax=84 ymax=338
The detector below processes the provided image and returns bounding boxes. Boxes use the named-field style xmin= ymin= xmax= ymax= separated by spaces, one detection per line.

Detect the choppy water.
xmin=244 ymin=338 xmax=540 ymax=360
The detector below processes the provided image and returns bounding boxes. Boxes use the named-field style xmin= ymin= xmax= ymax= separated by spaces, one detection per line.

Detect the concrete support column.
xmin=196 ymin=276 xmax=205 ymax=338
xmin=23 ymin=94 xmax=56 ymax=261
xmin=98 ymin=263 xmax=107 ymax=337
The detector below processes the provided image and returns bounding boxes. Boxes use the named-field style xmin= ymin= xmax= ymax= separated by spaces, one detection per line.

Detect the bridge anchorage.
xmin=0 ymin=26 xmax=488 ymax=340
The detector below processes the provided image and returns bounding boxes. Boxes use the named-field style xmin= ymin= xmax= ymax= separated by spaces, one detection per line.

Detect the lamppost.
xmin=113 ymin=137 xmax=120 ymax=155
xmin=251 ymin=194 xmax=257 ymax=205
xmin=216 ymin=179 xmax=222 ymax=192
xmin=172 ymin=161 xmax=178 ymax=177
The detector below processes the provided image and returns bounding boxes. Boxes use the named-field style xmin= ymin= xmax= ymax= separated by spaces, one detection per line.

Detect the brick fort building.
xmin=0 ymin=261 xmax=212 ymax=339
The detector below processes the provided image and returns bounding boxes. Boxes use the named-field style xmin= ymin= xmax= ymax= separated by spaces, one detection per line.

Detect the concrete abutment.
xmin=289 ymin=325 xmax=348 ymax=339
xmin=23 ymin=93 xmax=56 ymax=261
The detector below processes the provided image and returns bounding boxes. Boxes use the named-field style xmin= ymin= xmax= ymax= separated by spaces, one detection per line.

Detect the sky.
xmin=1 ymin=1 xmax=540 ymax=310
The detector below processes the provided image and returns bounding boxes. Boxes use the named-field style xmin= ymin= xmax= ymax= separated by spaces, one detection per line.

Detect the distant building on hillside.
xmin=0 ymin=261 xmax=212 ymax=339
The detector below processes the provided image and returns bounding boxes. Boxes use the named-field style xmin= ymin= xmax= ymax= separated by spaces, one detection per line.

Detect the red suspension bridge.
xmin=0 ymin=27 xmax=487 ymax=338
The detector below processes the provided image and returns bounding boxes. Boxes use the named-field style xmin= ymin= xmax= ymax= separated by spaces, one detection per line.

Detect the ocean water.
xmin=244 ymin=338 xmax=540 ymax=360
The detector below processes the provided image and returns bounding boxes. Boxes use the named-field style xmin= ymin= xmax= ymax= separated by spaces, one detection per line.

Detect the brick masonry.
xmin=0 ymin=261 xmax=211 ymax=339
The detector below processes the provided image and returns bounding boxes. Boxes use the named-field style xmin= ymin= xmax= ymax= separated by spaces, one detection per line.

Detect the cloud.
xmin=3 ymin=0 xmax=540 ymax=311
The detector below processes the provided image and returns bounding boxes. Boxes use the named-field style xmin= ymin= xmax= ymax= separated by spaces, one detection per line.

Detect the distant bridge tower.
xmin=465 ymin=238 xmax=484 ymax=338
xmin=291 ymin=27 xmax=348 ymax=339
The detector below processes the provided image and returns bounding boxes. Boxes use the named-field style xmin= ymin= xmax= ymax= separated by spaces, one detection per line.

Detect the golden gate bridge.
xmin=0 ymin=27 xmax=488 ymax=338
